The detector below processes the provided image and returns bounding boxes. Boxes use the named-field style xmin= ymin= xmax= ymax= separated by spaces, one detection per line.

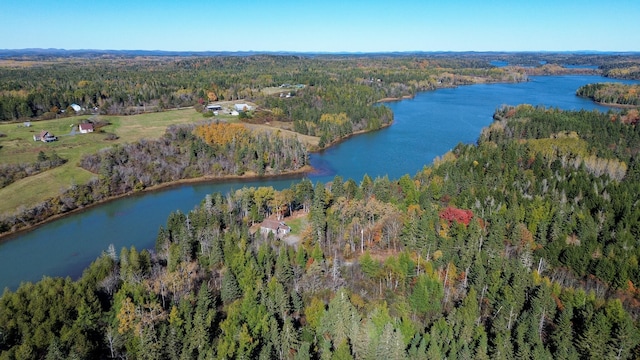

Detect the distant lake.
xmin=1 ymin=75 xmax=638 ymax=290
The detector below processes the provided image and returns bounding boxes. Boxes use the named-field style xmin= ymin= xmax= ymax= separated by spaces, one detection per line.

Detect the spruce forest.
xmin=1 ymin=53 xmax=640 ymax=359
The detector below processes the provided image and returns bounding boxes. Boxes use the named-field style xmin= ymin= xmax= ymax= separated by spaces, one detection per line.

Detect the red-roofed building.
xmin=79 ymin=123 xmax=94 ymax=134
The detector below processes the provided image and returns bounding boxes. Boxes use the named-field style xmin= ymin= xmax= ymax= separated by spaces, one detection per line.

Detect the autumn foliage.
xmin=194 ymin=122 xmax=249 ymax=147
xmin=439 ymin=206 xmax=473 ymax=226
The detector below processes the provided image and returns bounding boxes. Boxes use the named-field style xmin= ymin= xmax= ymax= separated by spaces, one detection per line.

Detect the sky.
xmin=1 ymin=0 xmax=639 ymax=52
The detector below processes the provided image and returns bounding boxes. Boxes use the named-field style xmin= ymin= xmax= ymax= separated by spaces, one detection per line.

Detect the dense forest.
xmin=0 ymin=55 xmax=523 ymax=119
xmin=0 ymin=54 xmax=528 ymax=146
xmin=601 ymin=62 xmax=640 ymax=80
xmin=577 ymin=82 xmax=640 ymax=108
xmin=0 ymin=121 xmax=308 ymax=235
xmin=2 ymin=106 xmax=639 ymax=359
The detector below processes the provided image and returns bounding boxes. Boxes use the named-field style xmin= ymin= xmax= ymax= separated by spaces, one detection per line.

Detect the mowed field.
xmin=0 ymin=108 xmax=207 ymax=216
xmin=244 ymin=121 xmax=320 ymax=150
xmin=0 ymin=107 xmax=319 ymax=218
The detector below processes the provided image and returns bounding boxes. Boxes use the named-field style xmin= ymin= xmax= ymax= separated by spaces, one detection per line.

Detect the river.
xmin=1 ymin=75 xmax=638 ymax=291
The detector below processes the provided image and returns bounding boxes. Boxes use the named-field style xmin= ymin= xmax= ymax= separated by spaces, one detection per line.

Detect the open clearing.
xmin=244 ymin=121 xmax=320 ymax=150
xmin=0 ymin=108 xmax=205 ymax=216
xmin=0 ymin=106 xmax=317 ymax=217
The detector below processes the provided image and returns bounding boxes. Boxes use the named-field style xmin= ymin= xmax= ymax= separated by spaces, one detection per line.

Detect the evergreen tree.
xmin=221 ymin=269 xmax=242 ymax=304
xmin=331 ymin=339 xmax=354 ymax=360
xmin=551 ymin=307 xmax=579 ymax=360
xmin=275 ymin=247 xmax=294 ymax=287
xmin=577 ymin=311 xmax=611 ymax=359
xmin=320 ymin=288 xmax=360 ymax=348
xmin=311 ymin=182 xmax=328 ymax=245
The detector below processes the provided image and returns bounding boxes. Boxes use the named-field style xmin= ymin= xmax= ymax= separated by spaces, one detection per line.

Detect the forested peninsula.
xmin=2 ymin=105 xmax=640 ymax=359
xmin=577 ymin=82 xmax=640 ymax=109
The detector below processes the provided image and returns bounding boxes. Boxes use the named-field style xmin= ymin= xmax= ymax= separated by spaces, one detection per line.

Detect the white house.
xmin=33 ymin=130 xmax=57 ymax=142
xmin=260 ymin=219 xmax=291 ymax=237
xmin=234 ymin=103 xmax=252 ymax=112
xmin=79 ymin=123 xmax=94 ymax=133
xmin=70 ymin=103 xmax=82 ymax=112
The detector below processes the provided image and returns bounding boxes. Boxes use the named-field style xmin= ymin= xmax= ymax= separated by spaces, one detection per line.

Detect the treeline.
xmin=0 ymin=121 xmax=307 ymax=235
xmin=0 ymin=54 xmax=527 ymax=123
xmin=4 ymin=52 xmax=639 ymax=124
xmin=577 ymin=82 xmax=640 ymax=107
xmin=602 ymin=62 xmax=640 ymax=80
xmin=0 ymin=151 xmax=65 ymax=188
xmin=2 ymin=106 xmax=640 ymax=359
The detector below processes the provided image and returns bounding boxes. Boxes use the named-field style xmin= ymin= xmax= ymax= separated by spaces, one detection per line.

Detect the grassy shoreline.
xmin=0 ymin=112 xmax=388 ymax=241
xmin=0 ymin=164 xmax=314 ymax=242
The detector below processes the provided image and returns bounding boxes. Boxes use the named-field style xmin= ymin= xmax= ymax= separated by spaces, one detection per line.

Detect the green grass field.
xmin=285 ymin=216 xmax=307 ymax=235
xmin=0 ymin=108 xmax=210 ymax=216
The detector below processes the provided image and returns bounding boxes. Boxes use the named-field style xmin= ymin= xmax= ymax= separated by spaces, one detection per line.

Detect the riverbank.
xmin=319 ymin=121 xmax=394 ymax=150
xmin=594 ymin=100 xmax=639 ymax=109
xmin=575 ymin=95 xmax=639 ymax=109
xmin=0 ymin=164 xmax=314 ymax=242
xmin=0 ymin=113 xmax=394 ymax=242
xmin=377 ymin=95 xmax=415 ymax=103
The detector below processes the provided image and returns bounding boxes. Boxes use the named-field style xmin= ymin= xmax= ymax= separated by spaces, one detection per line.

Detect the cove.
xmin=1 ymin=75 xmax=638 ymax=291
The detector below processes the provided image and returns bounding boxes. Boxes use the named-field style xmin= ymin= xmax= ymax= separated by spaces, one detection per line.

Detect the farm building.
xmin=33 ymin=130 xmax=57 ymax=142
xmin=234 ymin=104 xmax=252 ymax=112
xmin=206 ymin=104 xmax=222 ymax=111
xmin=79 ymin=123 xmax=94 ymax=133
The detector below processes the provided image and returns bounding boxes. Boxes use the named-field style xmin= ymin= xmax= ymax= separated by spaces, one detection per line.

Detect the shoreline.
xmin=0 ymin=116 xmax=396 ymax=242
xmin=317 ymin=121 xmax=394 ymax=150
xmin=377 ymin=95 xmax=415 ymax=103
xmin=594 ymin=100 xmax=639 ymax=109
xmin=0 ymin=165 xmax=314 ymax=243
xmin=576 ymin=95 xmax=639 ymax=109
xmin=0 ymin=75 xmax=529 ymax=242
xmin=1 ymin=116 xmax=396 ymax=242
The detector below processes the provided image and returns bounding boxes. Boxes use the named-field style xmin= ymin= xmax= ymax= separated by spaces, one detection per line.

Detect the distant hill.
xmin=1 ymin=48 xmax=639 ymax=59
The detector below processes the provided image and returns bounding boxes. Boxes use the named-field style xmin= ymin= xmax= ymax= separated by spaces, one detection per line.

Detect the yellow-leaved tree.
xmin=194 ymin=123 xmax=250 ymax=147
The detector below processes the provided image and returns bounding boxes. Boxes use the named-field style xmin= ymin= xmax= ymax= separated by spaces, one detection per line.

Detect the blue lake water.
xmin=1 ymin=75 xmax=638 ymax=290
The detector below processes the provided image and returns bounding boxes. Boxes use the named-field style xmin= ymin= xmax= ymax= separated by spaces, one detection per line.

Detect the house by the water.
xmin=260 ymin=219 xmax=291 ymax=237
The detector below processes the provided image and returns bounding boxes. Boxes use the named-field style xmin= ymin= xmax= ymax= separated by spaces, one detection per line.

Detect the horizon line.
xmin=2 ymin=48 xmax=640 ymax=55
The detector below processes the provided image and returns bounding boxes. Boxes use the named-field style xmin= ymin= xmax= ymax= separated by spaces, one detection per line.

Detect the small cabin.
xmin=79 ymin=123 xmax=94 ymax=134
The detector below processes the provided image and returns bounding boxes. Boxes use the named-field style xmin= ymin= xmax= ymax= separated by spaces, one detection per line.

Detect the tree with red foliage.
xmin=439 ymin=207 xmax=473 ymax=226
